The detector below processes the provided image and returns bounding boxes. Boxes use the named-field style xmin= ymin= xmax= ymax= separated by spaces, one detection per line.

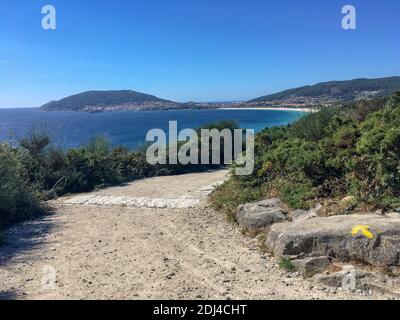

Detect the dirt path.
xmin=0 ymin=170 xmax=388 ymax=300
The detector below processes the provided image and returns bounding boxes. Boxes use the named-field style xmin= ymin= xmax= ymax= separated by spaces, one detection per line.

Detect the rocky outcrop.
xmin=236 ymin=199 xmax=288 ymax=231
xmin=265 ymin=214 xmax=400 ymax=268
xmin=289 ymin=203 xmax=321 ymax=222
xmin=289 ymin=209 xmax=307 ymax=221
xmin=233 ymin=198 xmax=400 ymax=294
xmin=292 ymin=256 xmax=332 ymax=277
xmin=312 ymin=265 xmax=400 ymax=294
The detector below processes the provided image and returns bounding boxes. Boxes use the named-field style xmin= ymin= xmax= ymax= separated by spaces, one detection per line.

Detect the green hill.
xmin=250 ymin=76 xmax=400 ymax=104
xmin=40 ymin=90 xmax=175 ymax=111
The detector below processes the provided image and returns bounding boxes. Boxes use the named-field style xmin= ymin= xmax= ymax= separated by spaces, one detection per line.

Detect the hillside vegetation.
xmin=212 ymin=91 xmax=400 ymax=220
xmin=250 ymin=76 xmax=400 ymax=103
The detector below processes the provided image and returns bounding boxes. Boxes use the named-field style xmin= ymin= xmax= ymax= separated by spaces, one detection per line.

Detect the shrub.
xmin=212 ymin=92 xmax=400 ymax=214
xmin=19 ymin=127 xmax=51 ymax=155
xmin=209 ymin=176 xmax=265 ymax=221
xmin=278 ymin=258 xmax=294 ymax=272
xmin=386 ymin=90 xmax=400 ymax=109
xmin=350 ymin=104 xmax=400 ymax=208
xmin=290 ymin=108 xmax=339 ymax=141
xmin=0 ymin=144 xmax=47 ymax=229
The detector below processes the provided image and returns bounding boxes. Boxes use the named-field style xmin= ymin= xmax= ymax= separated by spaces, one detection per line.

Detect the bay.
xmin=0 ymin=108 xmax=307 ymax=149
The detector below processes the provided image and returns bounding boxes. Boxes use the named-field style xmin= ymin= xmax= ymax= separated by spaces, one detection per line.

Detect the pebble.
xmin=166 ymin=272 xmax=176 ymax=279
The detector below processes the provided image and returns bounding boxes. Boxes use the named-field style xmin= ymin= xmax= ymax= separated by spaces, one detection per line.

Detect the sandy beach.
xmin=220 ymin=107 xmax=318 ymax=113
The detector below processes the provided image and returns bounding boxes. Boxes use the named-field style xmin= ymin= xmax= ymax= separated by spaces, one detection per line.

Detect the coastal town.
xmin=74 ymin=99 xmax=322 ymax=113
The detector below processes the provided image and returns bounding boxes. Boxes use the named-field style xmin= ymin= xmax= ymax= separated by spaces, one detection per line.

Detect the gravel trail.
xmin=0 ymin=170 xmax=389 ymax=300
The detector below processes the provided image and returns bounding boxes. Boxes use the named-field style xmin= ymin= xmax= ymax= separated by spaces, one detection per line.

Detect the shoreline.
xmin=220 ymin=107 xmax=317 ymax=113
xmin=0 ymin=106 xmax=316 ymax=113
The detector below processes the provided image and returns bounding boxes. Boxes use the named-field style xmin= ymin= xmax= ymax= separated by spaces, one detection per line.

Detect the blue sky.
xmin=1 ymin=0 xmax=400 ymax=107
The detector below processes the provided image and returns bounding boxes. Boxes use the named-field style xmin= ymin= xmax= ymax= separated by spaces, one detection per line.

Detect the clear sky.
xmin=1 ymin=0 xmax=400 ymax=108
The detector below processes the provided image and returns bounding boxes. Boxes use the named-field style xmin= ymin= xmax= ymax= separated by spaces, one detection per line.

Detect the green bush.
xmin=350 ymin=103 xmax=400 ymax=208
xmin=212 ymin=92 xmax=400 ymax=216
xmin=0 ymin=144 xmax=47 ymax=229
xmin=290 ymin=108 xmax=339 ymax=141
xmin=210 ymin=176 xmax=265 ymax=221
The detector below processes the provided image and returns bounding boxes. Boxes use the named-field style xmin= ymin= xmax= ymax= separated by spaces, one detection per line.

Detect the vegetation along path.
xmin=0 ymin=170 xmax=392 ymax=300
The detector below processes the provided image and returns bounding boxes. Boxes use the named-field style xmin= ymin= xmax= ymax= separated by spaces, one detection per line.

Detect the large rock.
xmin=289 ymin=204 xmax=322 ymax=222
xmin=312 ymin=266 xmax=400 ymax=294
xmin=387 ymin=212 xmax=400 ymax=218
xmin=312 ymin=267 xmax=366 ymax=289
xmin=236 ymin=198 xmax=287 ymax=231
xmin=290 ymin=209 xmax=317 ymax=222
xmin=290 ymin=209 xmax=307 ymax=221
xmin=292 ymin=256 xmax=332 ymax=277
xmin=341 ymin=196 xmax=355 ymax=205
xmin=265 ymin=214 xmax=400 ymax=268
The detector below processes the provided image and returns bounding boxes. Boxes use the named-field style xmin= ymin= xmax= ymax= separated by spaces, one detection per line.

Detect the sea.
xmin=0 ymin=108 xmax=308 ymax=149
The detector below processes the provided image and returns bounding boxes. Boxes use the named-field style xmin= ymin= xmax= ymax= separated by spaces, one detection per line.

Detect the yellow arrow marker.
xmin=351 ymin=225 xmax=374 ymax=239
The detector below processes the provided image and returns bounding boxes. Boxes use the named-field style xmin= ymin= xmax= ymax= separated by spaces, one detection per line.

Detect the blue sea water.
xmin=0 ymin=108 xmax=307 ymax=149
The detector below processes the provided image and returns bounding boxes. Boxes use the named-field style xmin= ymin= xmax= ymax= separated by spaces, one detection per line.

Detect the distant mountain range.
xmin=40 ymin=76 xmax=400 ymax=112
xmin=249 ymin=76 xmax=400 ymax=106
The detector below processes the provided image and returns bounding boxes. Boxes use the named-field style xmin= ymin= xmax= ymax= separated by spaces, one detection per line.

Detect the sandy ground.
xmin=0 ymin=170 xmax=393 ymax=300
